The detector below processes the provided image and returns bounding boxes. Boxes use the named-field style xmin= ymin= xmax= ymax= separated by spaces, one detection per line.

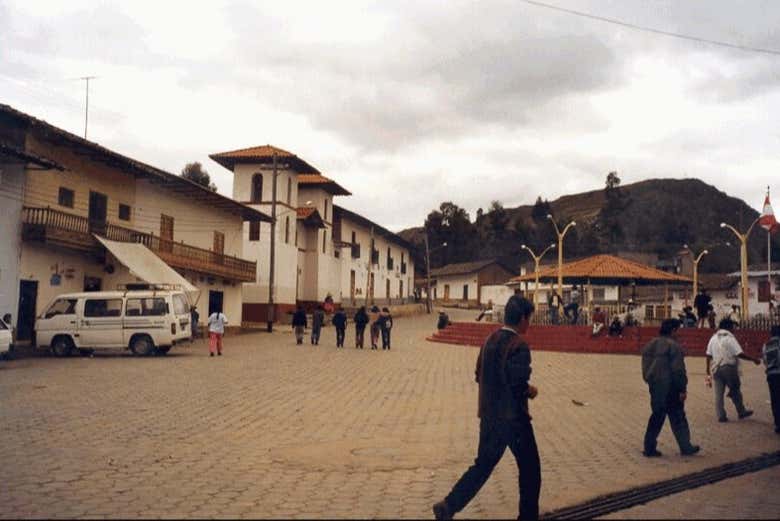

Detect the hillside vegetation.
xmin=399 ymin=176 xmax=778 ymax=275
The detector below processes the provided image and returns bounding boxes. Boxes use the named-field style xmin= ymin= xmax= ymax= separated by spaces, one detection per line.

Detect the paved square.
xmin=1 ymin=310 xmax=778 ymax=519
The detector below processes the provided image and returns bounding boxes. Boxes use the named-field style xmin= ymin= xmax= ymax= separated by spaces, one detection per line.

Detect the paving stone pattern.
xmin=1 ymin=309 xmax=778 ymax=519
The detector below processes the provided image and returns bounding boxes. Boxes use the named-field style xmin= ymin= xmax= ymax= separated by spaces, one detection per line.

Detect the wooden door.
xmin=88 ymin=191 xmax=108 ymax=235
xmin=350 ymin=270 xmax=356 ymax=304
xmin=160 ymin=214 xmax=174 ymax=253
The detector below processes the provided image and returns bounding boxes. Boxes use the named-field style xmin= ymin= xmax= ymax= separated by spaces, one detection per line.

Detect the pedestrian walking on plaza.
xmin=311 ymin=305 xmax=325 ymax=345
xmin=190 ymin=305 xmax=200 ymax=340
xmin=563 ymin=284 xmax=580 ymax=324
xmin=379 ymin=307 xmax=393 ymax=350
xmin=332 ymin=307 xmax=347 ymax=348
xmin=761 ymin=325 xmax=780 ymax=434
xmin=354 ymin=306 xmax=369 ymax=349
xmin=547 ymin=290 xmax=562 ymax=325
xmin=369 ymin=305 xmax=381 ymax=349
xmin=641 ymin=319 xmax=700 ymax=457
xmin=432 ymin=295 xmax=541 ymax=521
xmin=207 ymin=309 xmax=228 ymax=356
xmin=705 ymin=319 xmax=761 ymax=422
xmin=694 ymin=289 xmax=711 ymax=328
xmin=292 ymin=306 xmax=307 ymax=345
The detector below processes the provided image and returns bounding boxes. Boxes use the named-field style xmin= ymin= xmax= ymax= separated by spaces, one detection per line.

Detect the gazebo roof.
xmin=508 ymin=254 xmax=692 ymax=286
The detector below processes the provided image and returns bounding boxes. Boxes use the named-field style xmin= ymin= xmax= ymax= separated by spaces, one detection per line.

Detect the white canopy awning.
xmin=95 ymin=236 xmax=198 ymax=293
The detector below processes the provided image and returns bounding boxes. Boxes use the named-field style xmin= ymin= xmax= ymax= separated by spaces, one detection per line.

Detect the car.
xmin=35 ymin=286 xmax=192 ymax=357
xmin=0 ymin=316 xmax=12 ymax=359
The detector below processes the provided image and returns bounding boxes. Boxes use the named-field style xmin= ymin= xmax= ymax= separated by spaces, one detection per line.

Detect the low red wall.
xmin=428 ymin=322 xmax=770 ymax=358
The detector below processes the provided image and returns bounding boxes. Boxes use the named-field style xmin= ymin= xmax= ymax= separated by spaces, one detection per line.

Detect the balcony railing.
xmin=22 ymin=206 xmax=257 ymax=283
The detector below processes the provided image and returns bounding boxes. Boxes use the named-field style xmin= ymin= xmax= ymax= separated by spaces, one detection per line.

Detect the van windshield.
xmin=44 ymin=299 xmax=77 ymax=318
xmin=172 ymin=294 xmax=190 ymax=315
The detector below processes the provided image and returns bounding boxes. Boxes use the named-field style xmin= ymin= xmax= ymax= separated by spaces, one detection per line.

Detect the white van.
xmin=0 ymin=316 xmax=11 ymax=359
xmin=35 ymin=288 xmax=192 ymax=356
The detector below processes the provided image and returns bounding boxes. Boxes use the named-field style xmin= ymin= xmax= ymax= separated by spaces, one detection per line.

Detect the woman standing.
xmin=207 ymin=309 xmax=228 ymax=356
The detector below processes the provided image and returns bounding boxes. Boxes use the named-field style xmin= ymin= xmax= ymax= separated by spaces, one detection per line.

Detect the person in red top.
xmin=591 ymin=306 xmax=606 ymax=336
xmin=433 ymin=295 xmax=541 ymax=520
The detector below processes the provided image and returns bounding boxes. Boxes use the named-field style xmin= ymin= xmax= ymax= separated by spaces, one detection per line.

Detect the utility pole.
xmin=267 ymin=152 xmax=278 ymax=332
xmin=79 ymin=76 xmax=97 ymax=139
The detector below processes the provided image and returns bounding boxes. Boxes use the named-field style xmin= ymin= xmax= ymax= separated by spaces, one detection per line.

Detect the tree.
xmin=181 ymin=162 xmax=217 ymax=191
xmin=599 ymin=171 xmax=625 ymax=249
xmin=531 ymin=196 xmax=552 ymax=221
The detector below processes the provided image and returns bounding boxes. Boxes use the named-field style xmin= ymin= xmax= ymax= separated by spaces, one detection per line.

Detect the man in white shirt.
xmin=705 ymin=318 xmax=761 ymax=422
xmin=207 ymin=310 xmax=228 ymax=357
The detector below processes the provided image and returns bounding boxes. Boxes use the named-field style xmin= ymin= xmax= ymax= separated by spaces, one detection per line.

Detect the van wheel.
xmin=130 ymin=335 xmax=154 ymax=356
xmin=155 ymin=347 xmax=170 ymax=356
xmin=51 ymin=337 xmax=73 ymax=357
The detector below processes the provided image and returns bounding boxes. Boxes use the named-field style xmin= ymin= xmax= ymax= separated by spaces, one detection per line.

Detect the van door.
xmin=123 ymin=296 xmax=169 ymax=346
xmin=36 ymin=298 xmax=78 ymax=347
xmin=79 ymin=298 xmax=125 ymax=347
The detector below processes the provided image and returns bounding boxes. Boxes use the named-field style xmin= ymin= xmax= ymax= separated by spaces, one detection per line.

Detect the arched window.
xmin=251 ymin=174 xmax=263 ymax=203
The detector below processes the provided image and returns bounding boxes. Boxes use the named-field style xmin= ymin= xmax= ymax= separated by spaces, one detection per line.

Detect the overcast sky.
xmin=3 ymin=0 xmax=779 ymax=230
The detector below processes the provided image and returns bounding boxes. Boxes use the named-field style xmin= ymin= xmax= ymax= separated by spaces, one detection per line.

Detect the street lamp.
xmin=720 ymin=219 xmax=760 ymax=323
xmin=424 ymin=233 xmax=447 ymax=314
xmin=546 ymin=214 xmax=576 ymax=303
xmin=520 ymin=243 xmax=556 ymax=305
xmin=683 ymin=244 xmax=709 ymax=301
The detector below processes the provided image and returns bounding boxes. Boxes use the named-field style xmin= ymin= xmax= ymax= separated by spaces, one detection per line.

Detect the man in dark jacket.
xmin=641 ymin=318 xmax=700 ymax=457
xmin=291 ymin=306 xmax=307 ymax=345
xmin=332 ymin=308 xmax=347 ymax=348
xmin=311 ymin=305 xmax=325 ymax=346
xmin=433 ymin=295 xmax=541 ymax=521
xmin=693 ymin=289 xmax=711 ymax=328
xmin=353 ymin=306 xmax=369 ymax=349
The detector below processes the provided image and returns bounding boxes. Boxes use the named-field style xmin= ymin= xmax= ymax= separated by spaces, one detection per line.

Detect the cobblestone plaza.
xmin=1 ymin=310 xmax=778 ymax=519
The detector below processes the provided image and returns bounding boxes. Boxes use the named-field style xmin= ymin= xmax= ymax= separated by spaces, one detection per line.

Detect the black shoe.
xmin=642 ymin=449 xmax=662 ymax=457
xmin=681 ymin=445 xmax=701 ymax=456
xmin=433 ymin=501 xmax=452 ymax=521
xmin=210 ymin=353 xmax=214 ymax=357
xmin=718 ymin=417 xmax=729 ymax=423
xmin=738 ymin=410 xmax=754 ymax=419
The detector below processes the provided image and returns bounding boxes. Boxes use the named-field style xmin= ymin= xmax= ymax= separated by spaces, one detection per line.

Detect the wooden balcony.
xmin=22 ymin=206 xmax=257 ymax=282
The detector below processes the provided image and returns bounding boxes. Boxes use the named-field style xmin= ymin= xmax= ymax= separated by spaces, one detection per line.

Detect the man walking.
xmin=761 ymin=325 xmax=780 ymax=434
xmin=292 ymin=306 xmax=307 ymax=345
xmin=705 ymin=319 xmax=761 ymax=422
xmin=311 ymin=305 xmax=325 ymax=345
xmin=332 ymin=307 xmax=347 ymax=348
xmin=433 ymin=295 xmax=541 ymax=520
xmin=641 ymin=319 xmax=700 ymax=457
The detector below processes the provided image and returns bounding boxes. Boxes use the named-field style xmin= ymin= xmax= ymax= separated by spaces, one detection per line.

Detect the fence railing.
xmin=22 ymin=206 xmax=256 ymax=282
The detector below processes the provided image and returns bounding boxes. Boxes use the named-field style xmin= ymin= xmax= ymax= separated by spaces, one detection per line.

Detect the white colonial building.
xmin=210 ymin=145 xmax=416 ymax=324
xmin=0 ymin=104 xmax=270 ymax=342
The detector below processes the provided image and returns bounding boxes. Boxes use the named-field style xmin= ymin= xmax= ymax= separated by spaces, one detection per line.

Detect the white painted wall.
xmin=0 ymin=162 xmax=24 ymax=319
xmin=436 ymin=273 xmax=478 ymax=302
xmin=480 ymin=284 xmax=515 ymax=306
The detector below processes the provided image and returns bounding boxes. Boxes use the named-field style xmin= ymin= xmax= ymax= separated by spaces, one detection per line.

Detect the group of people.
xmin=547 ymin=286 xmax=582 ymax=325
xmin=688 ymin=289 xmax=742 ymax=329
xmin=590 ymin=301 xmax=640 ymax=337
xmin=432 ymin=294 xmax=780 ymax=521
xmin=291 ymin=304 xmax=394 ymax=350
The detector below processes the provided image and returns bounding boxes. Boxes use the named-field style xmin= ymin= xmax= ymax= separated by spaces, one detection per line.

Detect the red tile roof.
xmin=297 ymin=174 xmax=351 ymax=196
xmin=209 ymin=144 xmax=320 ymax=173
xmin=510 ymin=254 xmax=692 ymax=285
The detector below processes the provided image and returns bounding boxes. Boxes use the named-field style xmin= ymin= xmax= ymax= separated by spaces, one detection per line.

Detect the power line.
xmin=520 ymin=0 xmax=780 ymax=56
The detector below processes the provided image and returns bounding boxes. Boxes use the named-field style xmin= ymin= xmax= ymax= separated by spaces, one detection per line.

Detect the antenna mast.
xmin=79 ymin=76 xmax=97 ymax=139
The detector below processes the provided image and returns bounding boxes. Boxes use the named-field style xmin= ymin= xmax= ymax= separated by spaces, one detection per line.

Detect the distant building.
xmin=209 ymin=145 xmax=415 ymax=323
xmin=429 ymin=259 xmax=515 ymax=307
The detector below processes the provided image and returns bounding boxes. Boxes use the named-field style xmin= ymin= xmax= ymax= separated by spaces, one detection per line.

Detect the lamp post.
xmin=720 ymin=218 xmax=760 ymax=323
xmin=424 ymin=233 xmax=446 ymax=314
xmin=546 ymin=214 xmax=576 ymax=301
xmin=683 ymin=244 xmax=709 ymax=302
xmin=520 ymin=243 xmax=556 ymax=305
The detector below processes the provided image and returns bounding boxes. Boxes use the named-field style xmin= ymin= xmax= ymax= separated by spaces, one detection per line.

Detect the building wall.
xmin=0 ymin=162 xmax=24 ymax=319
xmin=19 ymin=242 xmax=242 ymax=327
xmin=436 ymin=273 xmax=478 ymax=303
xmin=336 ymin=217 xmax=414 ymax=306
xmin=133 ymin=179 xmax=243 ymax=257
xmin=480 ymin=284 xmax=515 ymax=306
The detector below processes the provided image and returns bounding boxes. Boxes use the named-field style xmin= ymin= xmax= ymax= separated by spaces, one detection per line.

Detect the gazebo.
xmin=507 ymin=254 xmax=692 ymax=317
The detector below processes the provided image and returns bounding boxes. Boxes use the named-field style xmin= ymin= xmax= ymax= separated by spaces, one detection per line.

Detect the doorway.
xmin=208 ymin=290 xmax=224 ymax=315
xmin=88 ymin=191 xmax=108 ymax=235
xmin=16 ymin=280 xmax=38 ymax=342
xmin=350 ymin=270 xmax=356 ymax=304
